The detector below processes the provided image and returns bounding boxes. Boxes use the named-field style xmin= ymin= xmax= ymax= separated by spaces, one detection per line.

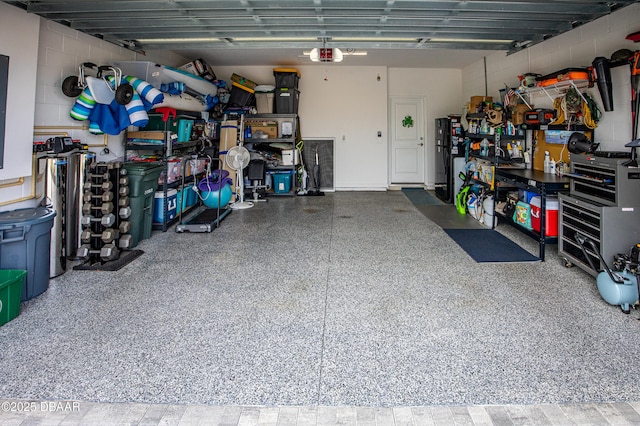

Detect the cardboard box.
xmin=126 ymin=131 xmax=165 ymax=142
xmin=231 ymin=73 xmax=256 ymax=89
xmin=246 ymin=120 xmax=278 ymax=139
xmin=179 ymin=58 xmax=216 ymax=81
xmin=469 ymin=96 xmax=493 ymax=113
xmin=512 ymin=104 xmax=532 ymax=125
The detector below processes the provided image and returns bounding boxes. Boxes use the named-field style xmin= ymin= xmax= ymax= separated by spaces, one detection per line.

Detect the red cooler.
xmin=530 ymin=196 xmax=559 ymax=236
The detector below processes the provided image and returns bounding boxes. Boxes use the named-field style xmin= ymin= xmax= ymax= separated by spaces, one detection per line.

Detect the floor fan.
xmin=225 ymin=144 xmax=254 ymax=210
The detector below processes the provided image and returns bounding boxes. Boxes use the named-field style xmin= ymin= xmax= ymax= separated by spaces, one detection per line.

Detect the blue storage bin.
xmin=0 ymin=207 xmax=56 ymax=301
xmin=272 ymin=171 xmax=293 ymax=194
xmin=177 ymin=119 xmax=194 ymax=142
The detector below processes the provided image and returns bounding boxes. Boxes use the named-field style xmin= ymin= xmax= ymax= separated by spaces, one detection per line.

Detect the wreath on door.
xmin=402 ymin=115 xmax=414 ymax=128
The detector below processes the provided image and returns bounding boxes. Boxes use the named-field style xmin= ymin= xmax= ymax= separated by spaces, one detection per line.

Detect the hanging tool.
xmin=631 ymin=51 xmax=640 ymax=139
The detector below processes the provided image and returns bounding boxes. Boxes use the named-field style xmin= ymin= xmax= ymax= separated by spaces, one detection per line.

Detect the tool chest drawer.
xmin=559 ymin=193 xmax=640 ymax=276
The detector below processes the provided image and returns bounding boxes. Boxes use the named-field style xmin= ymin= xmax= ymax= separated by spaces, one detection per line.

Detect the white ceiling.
xmin=4 ymin=0 xmax=638 ymax=69
xmin=178 ymin=46 xmax=499 ymax=68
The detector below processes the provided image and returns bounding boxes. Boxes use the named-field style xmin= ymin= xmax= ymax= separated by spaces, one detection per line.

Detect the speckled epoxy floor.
xmin=1 ymin=191 xmax=639 ymax=408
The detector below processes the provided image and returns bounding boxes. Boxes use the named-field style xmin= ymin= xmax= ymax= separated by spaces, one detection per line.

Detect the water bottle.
xmin=543 ymin=151 xmax=551 ymax=173
xmin=244 ymin=125 xmax=252 ymax=140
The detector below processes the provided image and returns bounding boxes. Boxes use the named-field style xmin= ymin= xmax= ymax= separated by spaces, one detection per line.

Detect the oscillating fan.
xmin=225 ymin=145 xmax=254 ymax=210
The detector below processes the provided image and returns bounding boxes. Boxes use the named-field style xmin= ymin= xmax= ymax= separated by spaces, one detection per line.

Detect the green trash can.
xmin=123 ymin=162 xmax=164 ymax=247
xmin=0 ymin=270 xmax=26 ymax=326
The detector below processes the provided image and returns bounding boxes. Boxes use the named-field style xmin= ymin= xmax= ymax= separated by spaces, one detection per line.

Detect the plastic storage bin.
xmin=123 ymin=162 xmax=164 ymax=247
xmin=0 ymin=270 xmax=26 ymax=326
xmin=144 ymin=113 xmax=197 ymax=141
xmin=273 ymin=68 xmax=300 ymax=89
xmin=275 ymin=88 xmax=299 ymax=114
xmin=153 ymin=189 xmax=178 ymax=223
xmin=255 ymin=92 xmax=274 ymax=114
xmin=228 ymin=82 xmax=255 ymax=107
xmin=272 ymin=171 xmax=293 ymax=194
xmin=530 ymin=196 xmax=559 ymax=236
xmin=176 ymin=186 xmax=197 ymax=214
xmin=177 ymin=119 xmax=193 ymax=142
xmin=0 ymin=207 xmax=55 ymax=301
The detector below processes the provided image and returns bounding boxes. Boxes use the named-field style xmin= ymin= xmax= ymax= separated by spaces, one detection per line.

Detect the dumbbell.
xmin=119 ymin=234 xmax=133 ymax=249
xmin=85 ymin=180 xmax=113 ymax=191
xmin=119 ymin=206 xmax=132 ymax=219
xmin=118 ymin=196 xmax=129 ymax=207
xmin=76 ymin=243 xmax=119 ymax=261
xmin=81 ymin=213 xmax=116 ymax=227
xmin=82 ymin=202 xmax=114 ymax=215
xmin=88 ymin=171 xmax=110 ymax=181
xmin=83 ymin=191 xmax=114 ymax=203
xmin=119 ymin=176 xmax=129 ymax=186
xmin=80 ymin=228 xmax=119 ymax=243
xmin=119 ymin=185 xmax=129 ymax=197
xmin=119 ymin=220 xmax=131 ymax=234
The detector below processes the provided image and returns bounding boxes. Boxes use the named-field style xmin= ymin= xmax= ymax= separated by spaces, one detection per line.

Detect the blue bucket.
xmin=198 ymin=170 xmax=233 ymax=208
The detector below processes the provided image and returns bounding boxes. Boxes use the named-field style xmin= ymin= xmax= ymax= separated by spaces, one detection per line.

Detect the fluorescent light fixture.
xmin=427 ymin=38 xmax=513 ymax=44
xmin=332 ymin=37 xmax=416 ymax=42
xmin=136 ymin=36 xmax=319 ymax=43
xmin=232 ymin=37 xmax=318 ymax=42
xmin=136 ymin=37 xmax=223 ymax=43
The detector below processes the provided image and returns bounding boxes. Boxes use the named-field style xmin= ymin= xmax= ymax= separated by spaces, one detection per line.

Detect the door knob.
xmin=418 ymin=143 xmax=424 ymax=146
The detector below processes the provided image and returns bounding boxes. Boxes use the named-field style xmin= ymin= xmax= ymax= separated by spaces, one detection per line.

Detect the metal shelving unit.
xmin=124 ymin=134 xmax=206 ymax=232
xmin=244 ymin=113 xmax=299 ymax=196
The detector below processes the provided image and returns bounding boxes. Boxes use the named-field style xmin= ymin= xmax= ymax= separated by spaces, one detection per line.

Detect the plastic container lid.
xmin=255 ymin=85 xmax=275 ymax=93
xmin=155 ymin=188 xmax=177 ymax=198
xmin=530 ymin=196 xmax=559 ymax=209
xmin=273 ymin=68 xmax=301 ymax=77
xmin=231 ymin=82 xmax=255 ymax=93
xmin=0 ymin=207 xmax=56 ymax=227
xmin=123 ymin=162 xmax=164 ymax=175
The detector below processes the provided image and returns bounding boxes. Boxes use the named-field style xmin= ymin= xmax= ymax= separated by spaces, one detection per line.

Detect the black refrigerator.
xmin=434 ymin=116 xmax=464 ymax=203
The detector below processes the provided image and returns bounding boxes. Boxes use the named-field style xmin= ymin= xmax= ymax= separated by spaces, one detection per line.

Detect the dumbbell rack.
xmin=76 ymin=161 xmax=133 ymax=265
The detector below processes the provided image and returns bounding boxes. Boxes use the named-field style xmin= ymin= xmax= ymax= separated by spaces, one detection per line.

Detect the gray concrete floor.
xmin=1 ymin=191 xmax=639 ymax=425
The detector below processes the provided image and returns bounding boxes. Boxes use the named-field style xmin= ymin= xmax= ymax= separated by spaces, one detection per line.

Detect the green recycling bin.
xmin=0 ymin=270 xmax=26 ymax=326
xmin=123 ymin=162 xmax=163 ymax=247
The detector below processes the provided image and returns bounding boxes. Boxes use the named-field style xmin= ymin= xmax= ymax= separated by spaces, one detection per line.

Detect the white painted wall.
xmin=462 ymin=3 xmax=640 ymax=151
xmin=0 ymin=3 xmax=190 ymax=211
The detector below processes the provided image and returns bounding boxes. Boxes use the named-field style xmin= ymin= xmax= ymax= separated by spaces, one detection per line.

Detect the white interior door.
xmin=390 ymin=97 xmax=425 ymax=184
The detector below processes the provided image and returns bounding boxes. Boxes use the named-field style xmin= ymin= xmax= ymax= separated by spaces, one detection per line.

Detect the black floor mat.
xmin=73 ymin=249 xmax=144 ymax=271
